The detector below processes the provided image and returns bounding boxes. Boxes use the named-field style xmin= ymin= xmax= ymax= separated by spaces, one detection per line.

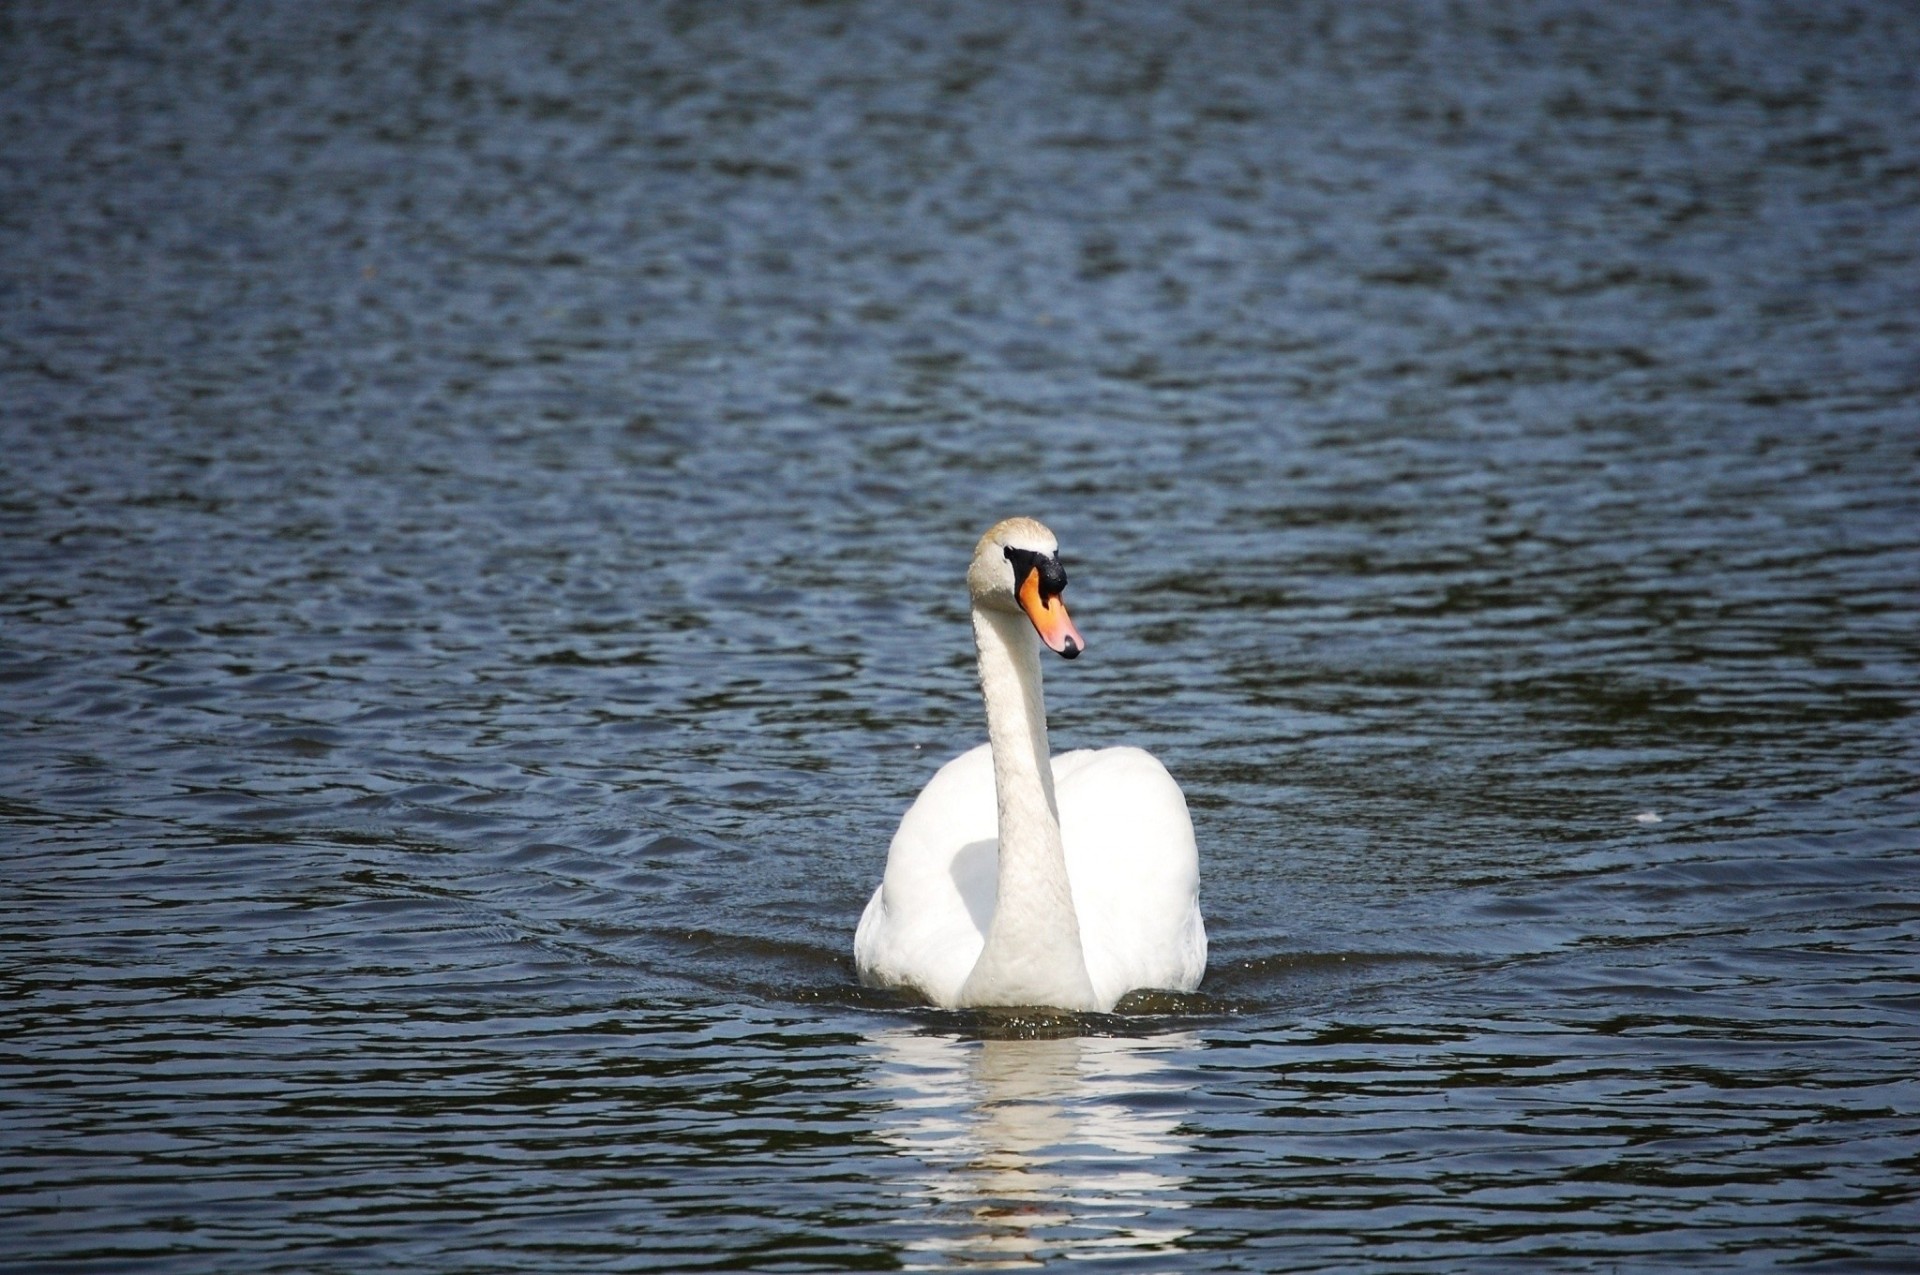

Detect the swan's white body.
xmin=854 ymin=518 xmax=1206 ymax=1012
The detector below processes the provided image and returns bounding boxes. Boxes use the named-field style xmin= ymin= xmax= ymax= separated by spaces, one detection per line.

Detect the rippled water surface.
xmin=5 ymin=1 xmax=1919 ymax=1269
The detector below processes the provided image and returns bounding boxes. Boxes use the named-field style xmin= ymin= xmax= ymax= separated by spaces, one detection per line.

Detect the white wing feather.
xmin=855 ymin=743 xmax=1204 ymax=1009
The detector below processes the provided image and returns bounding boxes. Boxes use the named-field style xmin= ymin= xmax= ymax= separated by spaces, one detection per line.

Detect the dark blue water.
xmin=4 ymin=1 xmax=1918 ymax=1269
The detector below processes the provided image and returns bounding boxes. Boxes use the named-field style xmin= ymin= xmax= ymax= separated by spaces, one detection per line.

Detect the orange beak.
xmin=1017 ymin=566 xmax=1085 ymax=659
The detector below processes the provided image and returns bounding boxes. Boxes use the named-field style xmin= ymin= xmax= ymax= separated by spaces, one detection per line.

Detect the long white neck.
xmin=957 ymin=604 xmax=1099 ymax=1010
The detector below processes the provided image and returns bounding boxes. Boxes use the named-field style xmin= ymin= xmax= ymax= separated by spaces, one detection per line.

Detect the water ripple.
xmin=4 ymin=0 xmax=1919 ymax=1269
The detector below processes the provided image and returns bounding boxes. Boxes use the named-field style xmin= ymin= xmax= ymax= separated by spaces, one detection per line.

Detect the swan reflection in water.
xmin=864 ymin=1026 xmax=1197 ymax=1268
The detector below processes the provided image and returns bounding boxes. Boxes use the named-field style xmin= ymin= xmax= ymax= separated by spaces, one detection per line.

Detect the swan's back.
xmin=854 ymin=744 xmax=1204 ymax=1010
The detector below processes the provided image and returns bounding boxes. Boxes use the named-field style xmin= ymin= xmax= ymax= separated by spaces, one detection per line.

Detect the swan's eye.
xmin=1003 ymin=546 xmax=1067 ymax=603
xmin=1004 ymin=546 xmax=1036 ymax=590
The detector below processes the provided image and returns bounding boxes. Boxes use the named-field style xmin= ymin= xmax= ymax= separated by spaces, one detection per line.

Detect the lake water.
xmin=4 ymin=1 xmax=1918 ymax=1269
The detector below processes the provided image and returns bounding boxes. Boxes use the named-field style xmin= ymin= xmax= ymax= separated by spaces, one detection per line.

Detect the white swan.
xmin=854 ymin=517 xmax=1206 ymax=1012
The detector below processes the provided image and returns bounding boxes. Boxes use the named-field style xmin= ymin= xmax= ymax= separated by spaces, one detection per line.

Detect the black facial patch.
xmin=1003 ymin=546 xmax=1068 ymax=603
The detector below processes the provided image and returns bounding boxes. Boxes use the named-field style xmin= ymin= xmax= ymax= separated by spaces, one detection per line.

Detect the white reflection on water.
xmin=864 ymin=1027 xmax=1197 ymax=1269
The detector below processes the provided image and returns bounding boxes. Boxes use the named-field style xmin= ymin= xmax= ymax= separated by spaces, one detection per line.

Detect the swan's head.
xmin=969 ymin=517 xmax=1085 ymax=659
